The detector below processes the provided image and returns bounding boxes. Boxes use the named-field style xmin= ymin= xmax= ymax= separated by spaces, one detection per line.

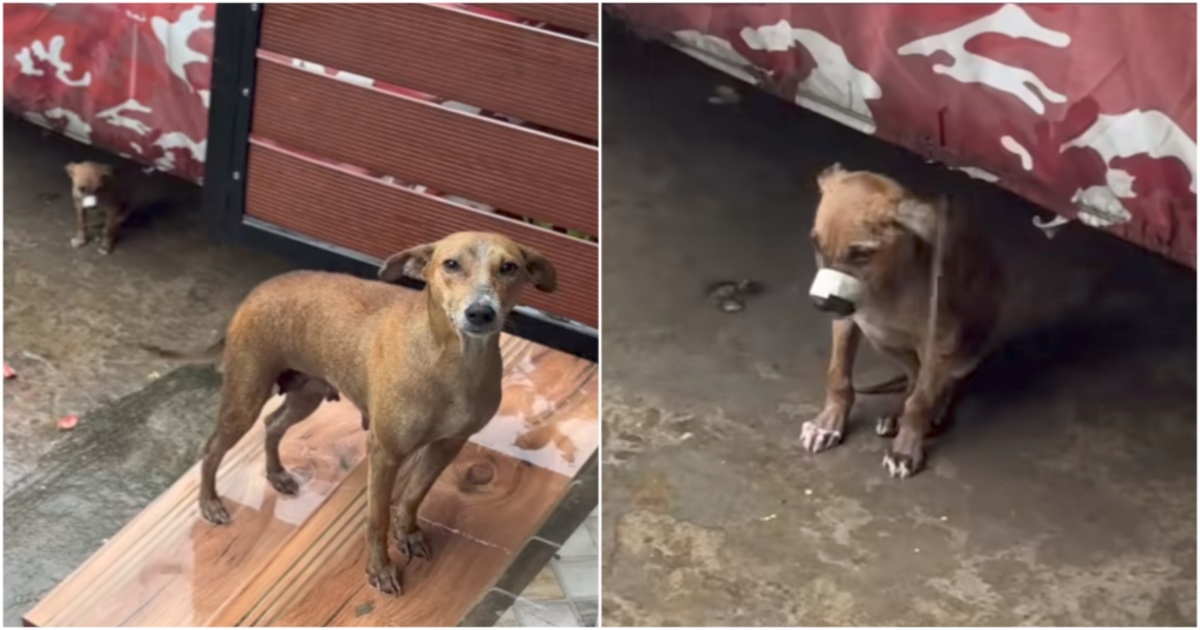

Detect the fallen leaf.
xmin=57 ymin=415 xmax=79 ymax=431
xmin=3 ymin=363 xmax=16 ymax=379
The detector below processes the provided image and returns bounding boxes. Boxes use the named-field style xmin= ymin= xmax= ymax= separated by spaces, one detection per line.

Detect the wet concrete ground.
xmin=600 ymin=24 xmax=1196 ymax=627
xmin=3 ymin=116 xmax=296 ymax=625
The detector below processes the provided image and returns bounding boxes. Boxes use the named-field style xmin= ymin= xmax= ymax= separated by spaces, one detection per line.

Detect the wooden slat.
xmin=25 ymin=334 xmax=598 ymax=627
xmin=251 ymin=56 xmax=597 ymax=237
xmin=24 ymin=399 xmax=367 ymax=627
xmin=214 ymin=445 xmax=546 ymax=627
xmin=244 ymin=143 xmax=598 ymax=328
xmin=483 ymin=4 xmax=599 ymax=35
xmin=261 ymin=3 xmax=598 ymax=140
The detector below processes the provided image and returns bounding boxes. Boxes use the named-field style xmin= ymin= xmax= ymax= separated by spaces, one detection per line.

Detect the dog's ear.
xmin=894 ymin=198 xmax=939 ymax=242
xmin=64 ymin=162 xmax=78 ymax=179
xmin=520 ymin=246 xmax=557 ymax=293
xmin=378 ymin=243 xmax=435 ymax=283
xmin=817 ymin=163 xmax=845 ymax=193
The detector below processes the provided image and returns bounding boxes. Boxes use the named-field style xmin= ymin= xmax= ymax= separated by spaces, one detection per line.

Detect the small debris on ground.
xmin=4 ymin=363 xmax=16 ymax=379
xmin=57 ymin=415 xmax=80 ymax=431
xmin=759 ymin=513 xmax=777 ymax=521
xmin=706 ymin=279 xmax=764 ymax=313
xmin=708 ymin=84 xmax=741 ymax=105
xmin=22 ymin=350 xmax=57 ymax=372
xmin=804 ymin=488 xmax=813 ymax=496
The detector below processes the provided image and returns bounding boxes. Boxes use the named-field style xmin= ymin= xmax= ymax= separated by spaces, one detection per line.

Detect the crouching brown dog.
xmin=64 ymin=161 xmax=132 ymax=255
xmin=801 ymin=164 xmax=1099 ymax=479
xmin=148 ymin=232 xmax=556 ymax=595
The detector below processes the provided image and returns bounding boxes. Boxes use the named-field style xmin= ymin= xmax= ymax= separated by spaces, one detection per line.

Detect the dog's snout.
xmin=811 ymin=294 xmax=856 ymax=317
xmin=465 ymin=303 xmax=497 ymax=326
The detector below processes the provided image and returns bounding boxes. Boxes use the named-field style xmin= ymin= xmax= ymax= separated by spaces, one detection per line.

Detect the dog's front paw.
xmin=800 ymin=403 xmax=848 ymax=453
xmin=199 ymin=496 xmax=231 ymax=525
xmin=98 ymin=240 xmax=114 ymax=256
xmin=883 ymin=427 xmax=927 ymax=478
xmin=368 ymin=562 xmax=403 ymax=596
xmin=70 ymin=234 xmax=88 ymax=248
xmin=268 ymin=470 xmax=300 ymax=495
xmin=882 ymin=444 xmax=925 ymax=479
xmin=799 ymin=420 xmax=843 ymax=453
xmin=875 ymin=415 xmax=899 ymax=437
xmin=398 ymin=527 xmax=432 ymax=560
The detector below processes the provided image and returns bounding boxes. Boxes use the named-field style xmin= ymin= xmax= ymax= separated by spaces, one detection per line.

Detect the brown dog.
xmin=64 ymin=161 xmax=132 ymax=255
xmin=148 ymin=231 xmax=556 ymax=594
xmin=801 ymin=164 xmax=1098 ymax=478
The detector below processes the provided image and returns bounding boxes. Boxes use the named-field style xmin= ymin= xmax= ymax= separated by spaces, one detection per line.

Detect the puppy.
xmin=64 ymin=161 xmax=131 ymax=255
xmin=801 ymin=164 xmax=1099 ymax=478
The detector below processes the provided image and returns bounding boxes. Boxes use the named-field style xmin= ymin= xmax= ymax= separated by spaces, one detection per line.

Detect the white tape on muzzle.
xmin=81 ymin=195 xmax=98 ymax=208
xmin=809 ymin=268 xmax=864 ymax=305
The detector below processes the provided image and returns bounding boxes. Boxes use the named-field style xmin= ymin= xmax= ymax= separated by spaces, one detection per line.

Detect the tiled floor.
xmin=496 ymin=508 xmax=599 ymax=627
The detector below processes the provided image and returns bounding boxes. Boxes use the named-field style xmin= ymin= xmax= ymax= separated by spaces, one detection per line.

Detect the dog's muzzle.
xmin=460 ymin=299 xmax=501 ymax=336
xmin=809 ymin=268 xmax=863 ymax=317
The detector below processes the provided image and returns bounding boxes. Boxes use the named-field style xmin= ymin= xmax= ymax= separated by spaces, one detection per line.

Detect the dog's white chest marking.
xmin=81 ymin=195 xmax=98 ymax=208
xmin=853 ymin=309 xmax=907 ymax=348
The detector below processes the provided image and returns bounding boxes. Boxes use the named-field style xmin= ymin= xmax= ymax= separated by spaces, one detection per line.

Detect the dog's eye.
xmin=499 ymin=261 xmax=518 ymax=275
xmin=442 ymin=259 xmax=460 ymax=272
xmin=846 ymin=245 xmax=875 ymax=264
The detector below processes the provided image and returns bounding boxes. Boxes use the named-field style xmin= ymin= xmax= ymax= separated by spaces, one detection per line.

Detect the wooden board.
xmin=251 ymin=57 xmax=598 ymax=238
xmin=24 ymin=334 xmax=597 ymax=627
xmin=244 ymin=143 xmax=599 ymax=328
xmin=260 ymin=4 xmax=598 ymax=140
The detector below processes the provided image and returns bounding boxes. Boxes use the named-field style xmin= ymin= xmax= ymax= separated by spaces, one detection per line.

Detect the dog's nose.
xmin=465 ymin=303 xmax=497 ymax=326
xmin=811 ymin=294 xmax=856 ymax=317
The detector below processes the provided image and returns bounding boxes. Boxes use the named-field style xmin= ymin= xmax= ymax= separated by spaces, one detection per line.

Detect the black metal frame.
xmin=201 ymin=3 xmax=598 ymax=362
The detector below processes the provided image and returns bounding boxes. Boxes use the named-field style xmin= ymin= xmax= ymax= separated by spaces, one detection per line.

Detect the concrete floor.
xmin=3 ymin=117 xmax=298 ymax=492
xmin=2 ymin=116 xmax=298 ymax=625
xmin=600 ymin=23 xmax=1196 ymax=627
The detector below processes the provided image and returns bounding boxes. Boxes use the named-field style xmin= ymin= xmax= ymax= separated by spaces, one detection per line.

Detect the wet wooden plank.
xmin=24 ymin=333 xmax=597 ymax=627
xmin=25 ymin=398 xmax=367 ymax=627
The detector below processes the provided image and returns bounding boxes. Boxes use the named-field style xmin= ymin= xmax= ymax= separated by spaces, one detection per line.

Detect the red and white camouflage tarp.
xmin=610 ymin=3 xmax=1197 ymax=268
xmin=4 ymin=3 xmax=215 ymax=182
xmin=3 ymin=3 xmax=594 ymax=233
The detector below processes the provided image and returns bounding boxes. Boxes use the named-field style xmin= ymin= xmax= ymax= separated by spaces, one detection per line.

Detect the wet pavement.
xmin=3 ymin=116 xmax=296 ymax=625
xmin=600 ymin=23 xmax=1196 ymax=627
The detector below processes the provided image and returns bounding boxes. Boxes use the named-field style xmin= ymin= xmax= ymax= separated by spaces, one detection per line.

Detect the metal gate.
xmin=204 ymin=3 xmax=598 ymax=358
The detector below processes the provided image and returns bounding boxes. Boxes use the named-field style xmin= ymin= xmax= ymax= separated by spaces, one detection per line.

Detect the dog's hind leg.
xmin=199 ymin=366 xmax=274 ymax=525
xmin=390 ymin=437 xmax=468 ymax=561
xmin=263 ymin=379 xmax=330 ymax=495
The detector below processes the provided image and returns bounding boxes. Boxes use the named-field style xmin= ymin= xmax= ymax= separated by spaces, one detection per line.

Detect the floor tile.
xmin=553 ymin=557 xmax=599 ymax=600
xmin=512 ymin=600 xmax=579 ymax=627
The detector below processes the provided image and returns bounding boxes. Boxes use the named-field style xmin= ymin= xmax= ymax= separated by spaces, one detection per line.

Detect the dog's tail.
xmin=854 ymin=373 xmax=908 ymax=394
xmin=138 ymin=336 xmax=226 ymax=363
